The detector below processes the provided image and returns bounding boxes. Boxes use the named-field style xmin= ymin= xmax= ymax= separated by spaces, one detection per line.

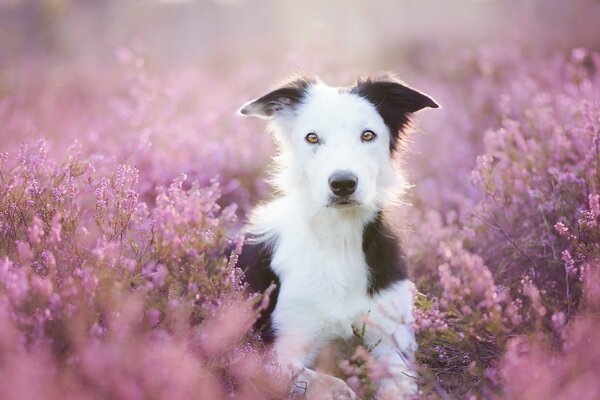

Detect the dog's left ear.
xmin=239 ymin=76 xmax=316 ymax=119
xmin=352 ymin=74 xmax=439 ymax=150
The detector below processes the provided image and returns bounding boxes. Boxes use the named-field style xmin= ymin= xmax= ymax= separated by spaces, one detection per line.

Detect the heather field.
xmin=1 ymin=1 xmax=600 ymax=399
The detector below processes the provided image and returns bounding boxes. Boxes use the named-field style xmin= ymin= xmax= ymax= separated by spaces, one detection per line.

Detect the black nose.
xmin=328 ymin=171 xmax=358 ymax=197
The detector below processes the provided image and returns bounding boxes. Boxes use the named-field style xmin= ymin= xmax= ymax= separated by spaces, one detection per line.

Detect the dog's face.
xmin=284 ymin=85 xmax=392 ymax=209
xmin=240 ymin=74 xmax=438 ymax=211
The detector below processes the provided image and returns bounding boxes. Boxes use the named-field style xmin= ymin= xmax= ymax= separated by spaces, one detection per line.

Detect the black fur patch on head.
xmin=239 ymin=75 xmax=316 ymax=119
xmin=238 ymin=237 xmax=279 ymax=344
xmin=362 ymin=212 xmax=408 ymax=295
xmin=351 ymin=74 xmax=438 ymax=151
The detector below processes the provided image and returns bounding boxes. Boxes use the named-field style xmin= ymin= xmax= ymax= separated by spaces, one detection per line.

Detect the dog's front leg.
xmin=363 ymin=280 xmax=419 ymax=398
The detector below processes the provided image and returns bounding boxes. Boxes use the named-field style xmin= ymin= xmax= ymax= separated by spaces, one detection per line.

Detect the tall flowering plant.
xmin=407 ymin=49 xmax=600 ymax=398
xmin=0 ymin=141 xmax=288 ymax=399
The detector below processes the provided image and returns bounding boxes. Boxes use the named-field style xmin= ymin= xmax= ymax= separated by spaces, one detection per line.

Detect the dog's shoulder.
xmin=238 ymin=235 xmax=280 ymax=343
xmin=362 ymin=211 xmax=408 ymax=295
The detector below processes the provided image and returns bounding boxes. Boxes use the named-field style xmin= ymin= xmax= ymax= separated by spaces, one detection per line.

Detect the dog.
xmin=237 ymin=73 xmax=438 ymax=398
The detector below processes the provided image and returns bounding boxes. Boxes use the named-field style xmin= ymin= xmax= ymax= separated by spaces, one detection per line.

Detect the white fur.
xmin=265 ymin=83 xmax=404 ymax=210
xmin=242 ymin=79 xmax=417 ymax=397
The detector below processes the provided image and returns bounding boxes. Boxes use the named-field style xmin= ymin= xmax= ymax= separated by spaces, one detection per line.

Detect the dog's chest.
xmin=271 ymin=218 xmax=372 ymax=337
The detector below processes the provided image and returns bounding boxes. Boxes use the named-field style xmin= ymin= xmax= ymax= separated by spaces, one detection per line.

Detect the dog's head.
xmin=239 ymin=74 xmax=438 ymax=212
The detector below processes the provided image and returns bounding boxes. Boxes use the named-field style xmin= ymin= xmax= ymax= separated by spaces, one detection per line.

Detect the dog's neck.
xmin=298 ymin=196 xmax=377 ymax=245
xmin=248 ymin=191 xmax=379 ymax=250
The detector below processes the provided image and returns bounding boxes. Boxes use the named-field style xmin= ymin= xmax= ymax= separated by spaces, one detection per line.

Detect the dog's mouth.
xmin=328 ymin=197 xmax=361 ymax=208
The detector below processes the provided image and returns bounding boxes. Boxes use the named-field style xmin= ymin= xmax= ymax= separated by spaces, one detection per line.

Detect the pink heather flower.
xmin=49 ymin=293 xmax=61 ymax=310
xmin=589 ymin=193 xmax=600 ymax=219
xmin=90 ymin=322 xmax=105 ymax=337
xmin=339 ymin=360 xmax=359 ymax=377
xmin=79 ymin=268 xmax=99 ymax=291
xmin=461 ymin=305 xmax=474 ymax=315
xmin=31 ymin=275 xmax=53 ymax=297
xmin=413 ymin=298 xmax=448 ymax=333
xmin=571 ymin=47 xmax=587 ymax=63
xmin=146 ymin=309 xmax=161 ymax=327
xmin=0 ymin=257 xmax=12 ymax=282
xmin=121 ymin=258 xmax=137 ymax=273
xmin=554 ymin=221 xmax=570 ymax=236
xmin=142 ymin=263 xmax=167 ymax=287
xmin=259 ymin=282 xmax=277 ymax=311
xmin=368 ymin=357 xmax=393 ymax=382
xmin=26 ymin=178 xmax=41 ymax=198
xmin=51 ymin=186 xmax=64 ymax=203
xmin=561 ymin=250 xmax=577 ymax=276
xmin=581 ymin=260 xmax=600 ymax=309
xmin=92 ymin=238 xmax=107 ymax=260
xmin=577 ymin=211 xmax=597 ymax=230
xmin=50 ymin=213 xmax=62 ymax=243
xmin=438 ymin=263 xmax=461 ymax=305
xmin=39 ymin=250 xmax=56 ymax=270
xmin=484 ymin=367 xmax=498 ymax=384
xmin=198 ymin=300 xmax=254 ymax=358
xmin=551 ymin=312 xmax=566 ymax=335
xmin=188 ymin=282 xmax=199 ymax=294
xmin=92 ymin=236 xmax=118 ymax=262
xmin=0 ymin=257 xmax=29 ymax=303
xmin=65 ymin=176 xmax=77 ymax=202
xmin=95 ymin=177 xmax=110 ymax=210
xmin=16 ymin=240 xmax=34 ymax=262
xmin=18 ymin=143 xmax=28 ymax=166
xmin=522 ymin=278 xmax=546 ymax=317
xmin=28 ymin=215 xmax=44 ymax=244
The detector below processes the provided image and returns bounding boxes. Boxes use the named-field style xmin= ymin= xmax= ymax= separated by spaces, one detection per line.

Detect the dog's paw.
xmin=292 ymin=368 xmax=357 ymax=400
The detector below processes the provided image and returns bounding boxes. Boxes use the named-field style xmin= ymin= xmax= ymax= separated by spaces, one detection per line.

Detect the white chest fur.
xmin=272 ymin=216 xmax=371 ymax=340
xmin=248 ymin=196 xmax=382 ymax=367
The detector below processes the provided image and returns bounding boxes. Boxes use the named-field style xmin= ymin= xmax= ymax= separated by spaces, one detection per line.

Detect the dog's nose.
xmin=329 ymin=171 xmax=358 ymax=197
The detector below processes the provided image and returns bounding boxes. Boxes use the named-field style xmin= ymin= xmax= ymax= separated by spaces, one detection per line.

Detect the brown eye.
xmin=361 ymin=130 xmax=376 ymax=142
xmin=305 ymin=132 xmax=320 ymax=144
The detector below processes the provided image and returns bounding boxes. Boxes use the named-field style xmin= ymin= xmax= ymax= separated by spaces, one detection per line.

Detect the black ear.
xmin=239 ymin=76 xmax=316 ymax=119
xmin=351 ymin=74 xmax=438 ymax=150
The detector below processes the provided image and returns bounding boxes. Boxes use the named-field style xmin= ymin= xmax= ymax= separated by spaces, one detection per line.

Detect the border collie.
xmin=238 ymin=74 xmax=438 ymax=399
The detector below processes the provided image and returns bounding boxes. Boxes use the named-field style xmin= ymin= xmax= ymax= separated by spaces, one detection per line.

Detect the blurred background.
xmin=3 ymin=0 xmax=600 ymax=70
xmin=2 ymin=0 xmax=600 ymax=210
xmin=3 ymin=0 xmax=600 ymax=82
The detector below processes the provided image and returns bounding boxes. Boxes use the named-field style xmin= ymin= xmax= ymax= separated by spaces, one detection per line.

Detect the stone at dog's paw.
xmin=292 ymin=368 xmax=358 ymax=400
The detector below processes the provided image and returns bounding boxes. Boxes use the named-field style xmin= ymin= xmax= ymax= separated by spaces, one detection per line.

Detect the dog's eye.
xmin=305 ymin=132 xmax=320 ymax=144
xmin=361 ymin=130 xmax=377 ymax=142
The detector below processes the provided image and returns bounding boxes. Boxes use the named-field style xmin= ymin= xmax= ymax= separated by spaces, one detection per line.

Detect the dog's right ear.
xmin=238 ymin=76 xmax=316 ymax=119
